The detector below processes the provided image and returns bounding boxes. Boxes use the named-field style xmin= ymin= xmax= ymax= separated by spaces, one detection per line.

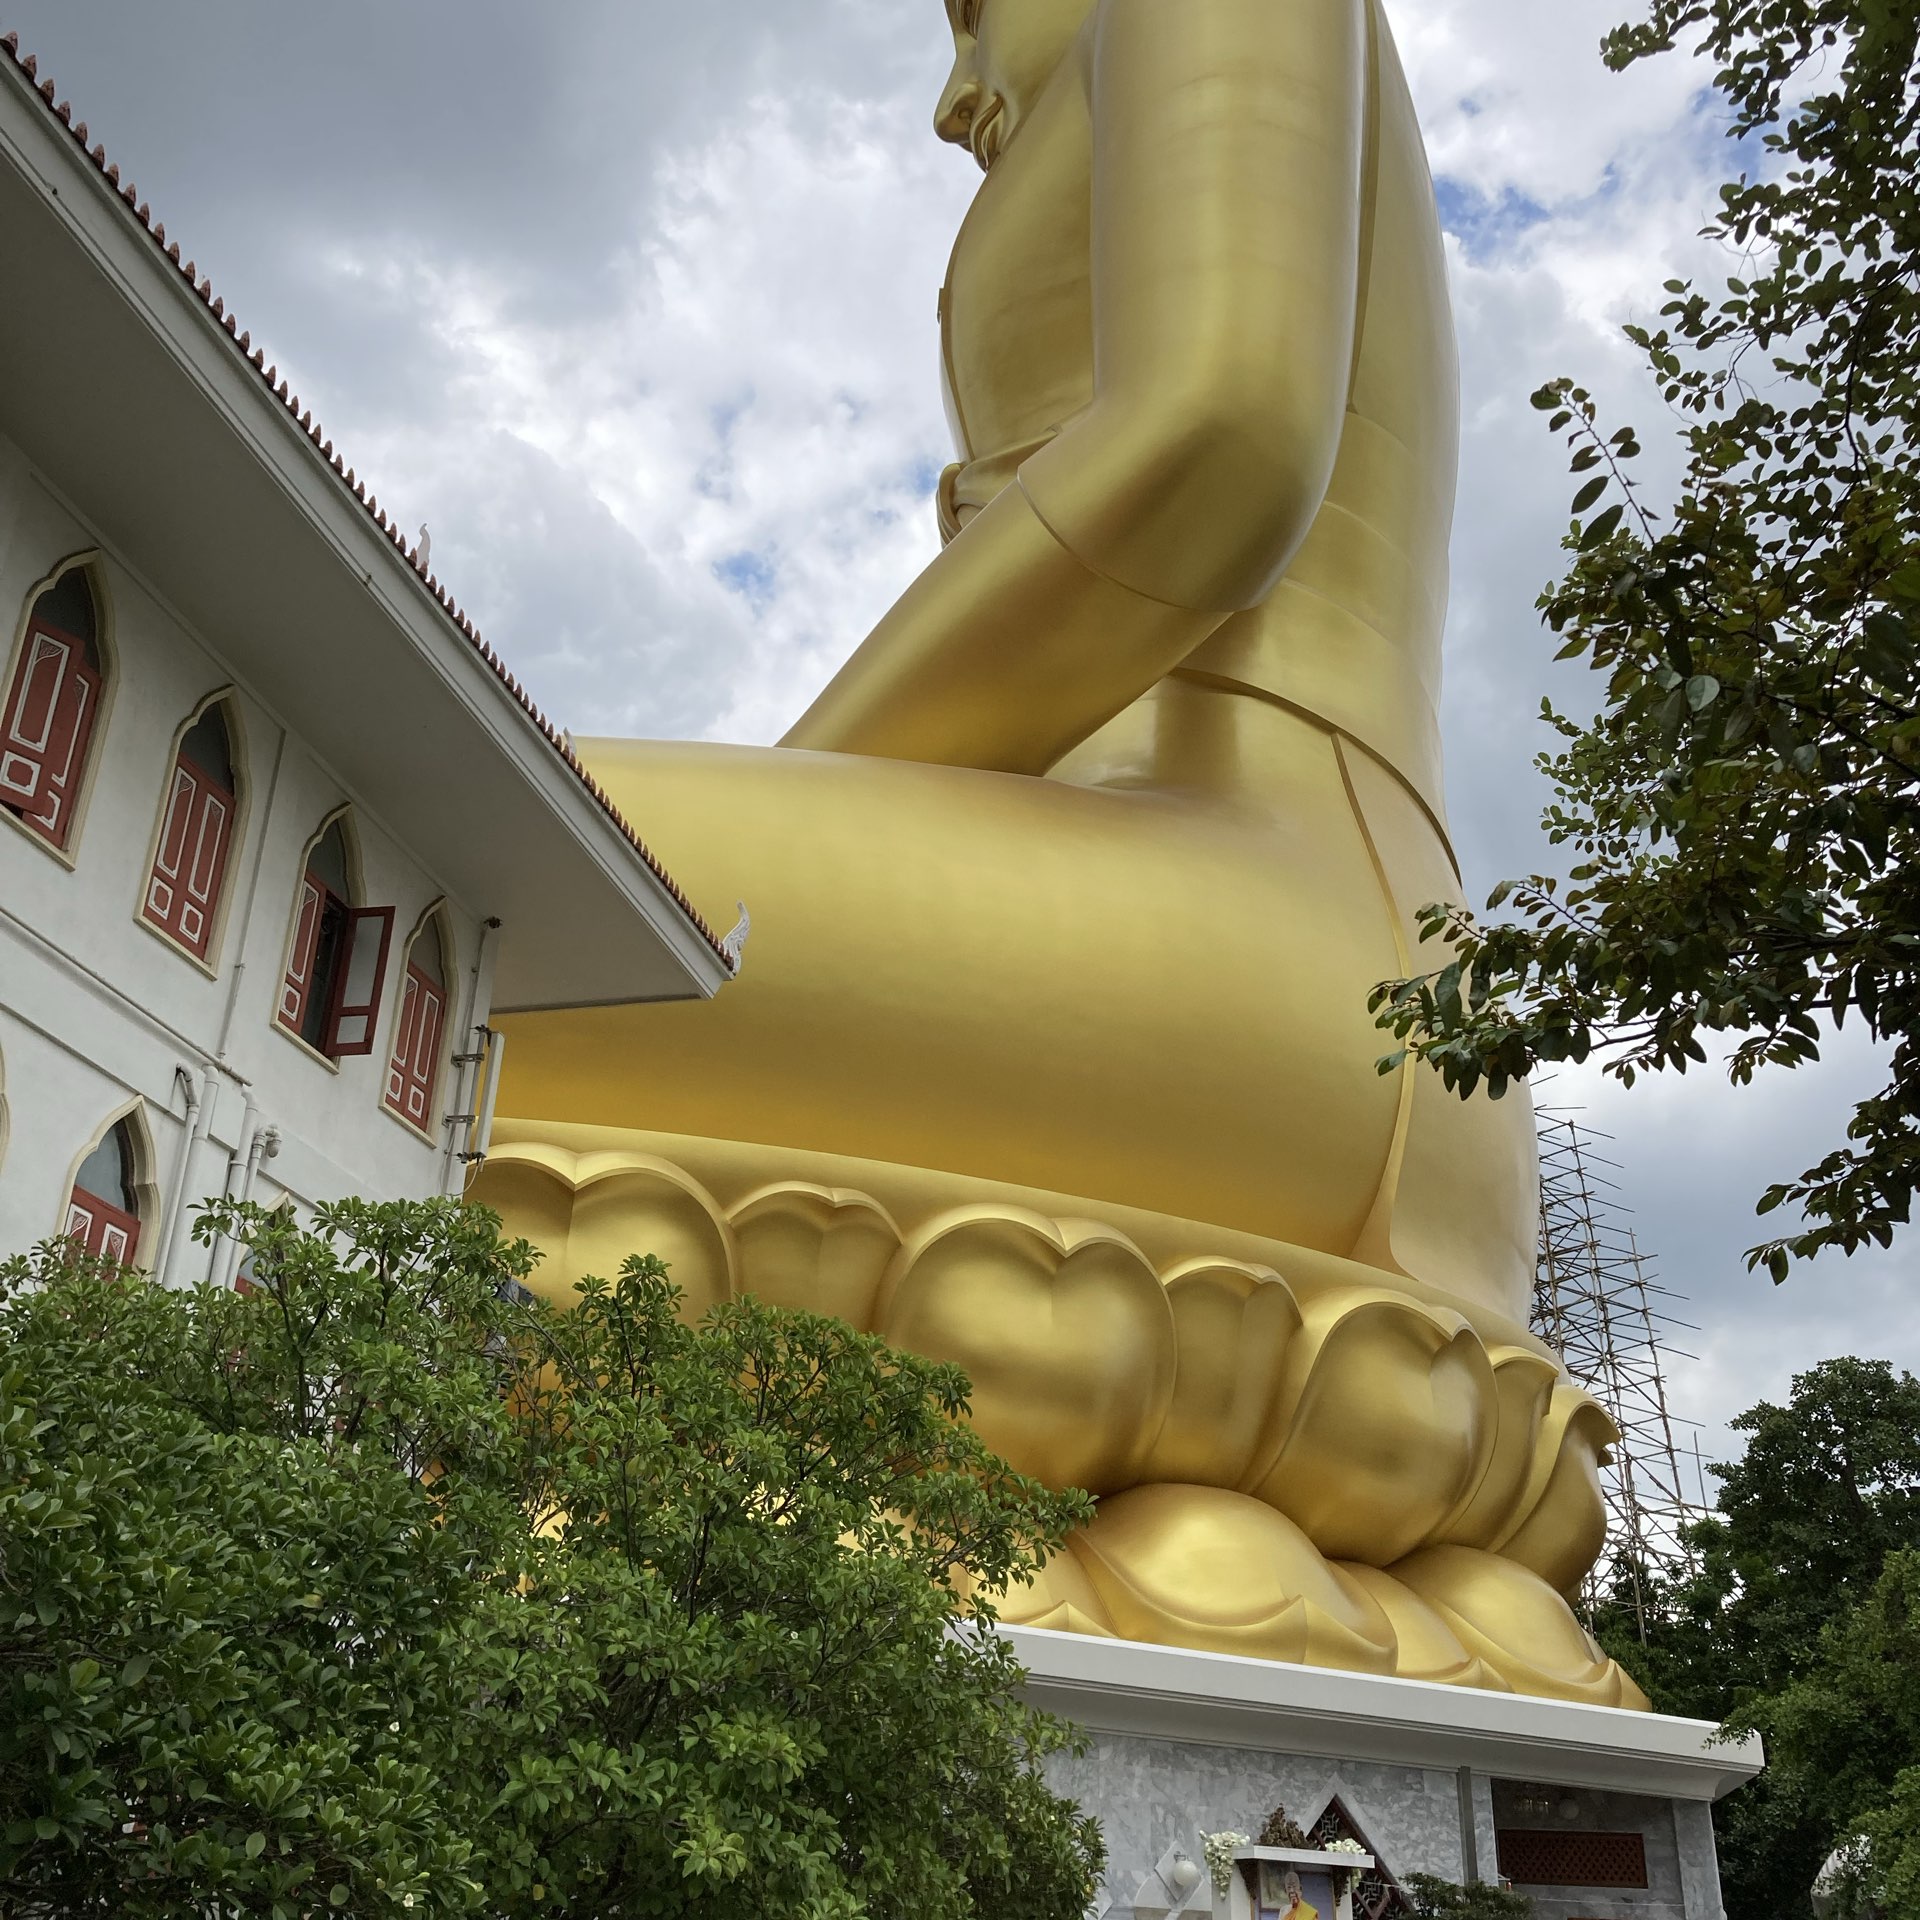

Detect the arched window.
xmin=67 ymin=1116 xmax=143 ymax=1263
xmin=277 ymin=812 xmax=393 ymax=1060
xmin=142 ymin=695 xmax=240 ymax=962
xmin=386 ymin=912 xmax=452 ymax=1137
xmin=1 ymin=562 xmax=105 ymax=852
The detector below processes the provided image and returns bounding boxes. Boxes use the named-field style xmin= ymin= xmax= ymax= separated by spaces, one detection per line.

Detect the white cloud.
xmin=1395 ymin=0 xmax=1714 ymax=204
xmin=285 ymin=84 xmax=972 ymax=747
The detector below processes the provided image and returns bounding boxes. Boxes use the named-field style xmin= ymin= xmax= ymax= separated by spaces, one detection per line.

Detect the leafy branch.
xmin=1375 ymin=0 xmax=1920 ymax=1279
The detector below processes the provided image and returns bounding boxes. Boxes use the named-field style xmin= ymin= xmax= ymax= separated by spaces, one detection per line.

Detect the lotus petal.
xmin=1339 ymin=1562 xmax=1509 ymax=1691
xmin=876 ymin=1206 xmax=1176 ymax=1494
xmin=473 ymin=1144 xmax=736 ymax=1320
xmin=728 ymin=1182 xmax=902 ymax=1332
xmin=1489 ymin=1386 xmax=1616 ymax=1596
xmin=996 ymin=1546 xmax=1122 ymax=1638
xmin=1390 ymin=1544 xmax=1649 ymax=1709
xmin=1247 ymin=1290 xmax=1495 ymax=1564
xmin=1140 ymin=1259 xmax=1303 ymax=1489
xmin=1441 ymin=1345 xmax=1561 ymax=1550
xmin=1066 ymin=1484 xmax=1397 ymax=1672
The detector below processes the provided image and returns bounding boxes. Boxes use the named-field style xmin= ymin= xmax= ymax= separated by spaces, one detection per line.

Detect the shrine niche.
xmin=1308 ymin=1795 xmax=1416 ymax=1920
xmin=1211 ymin=1804 xmax=1378 ymax=1920
xmin=1130 ymin=1794 xmax=1420 ymax=1920
xmin=1220 ymin=1845 xmax=1368 ymax=1920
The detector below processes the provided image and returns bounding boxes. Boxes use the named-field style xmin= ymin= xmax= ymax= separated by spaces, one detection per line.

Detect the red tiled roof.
xmin=0 ymin=30 xmax=736 ymax=973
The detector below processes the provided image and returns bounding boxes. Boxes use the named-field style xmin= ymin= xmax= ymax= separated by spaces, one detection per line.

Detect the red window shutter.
xmin=146 ymin=766 xmax=195 ymax=927
xmin=67 ymin=1185 xmax=141 ymax=1264
xmin=143 ymin=751 xmax=234 ymax=960
xmin=279 ymin=876 xmax=325 ymax=1031
xmin=324 ymin=905 xmax=395 ymax=1056
xmin=1 ymin=625 xmax=101 ymax=850
xmin=385 ymin=963 xmax=447 ymax=1132
xmin=385 ymin=970 xmax=422 ymax=1111
xmin=0 ymin=634 xmax=64 ymax=805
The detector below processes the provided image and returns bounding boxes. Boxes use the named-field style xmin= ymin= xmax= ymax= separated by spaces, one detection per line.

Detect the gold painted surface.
xmin=475 ymin=1129 xmax=1642 ymax=1706
xmin=489 ymin=0 xmax=1642 ymax=1706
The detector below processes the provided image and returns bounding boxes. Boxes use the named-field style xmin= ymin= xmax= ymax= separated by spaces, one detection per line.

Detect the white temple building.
xmin=0 ymin=33 xmax=736 ymax=1285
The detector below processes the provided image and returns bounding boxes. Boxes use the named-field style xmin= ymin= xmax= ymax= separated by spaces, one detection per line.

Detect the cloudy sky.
xmin=8 ymin=0 xmax=1913 ymax=1481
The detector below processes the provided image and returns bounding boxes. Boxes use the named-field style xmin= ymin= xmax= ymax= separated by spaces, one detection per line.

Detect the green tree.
xmin=1741 ymin=1550 xmax=1920 ymax=1919
xmin=485 ymin=1250 xmax=1099 ymax=1916
xmin=0 ymin=1199 xmax=1100 ymax=1918
xmin=1857 ymin=1768 xmax=1920 ymax=1920
xmin=1371 ymin=0 xmax=1920 ymax=1277
xmin=0 ymin=1212 xmax=522 ymax=1915
xmin=1598 ymin=1360 xmax=1920 ymax=1919
xmin=1614 ymin=1357 xmax=1920 ymax=1707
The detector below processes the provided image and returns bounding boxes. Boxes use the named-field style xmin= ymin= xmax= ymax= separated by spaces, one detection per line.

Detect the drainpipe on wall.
xmin=216 ymin=722 xmax=290 ymax=1065
xmin=441 ymin=918 xmax=501 ymax=1195
xmin=154 ymin=1062 xmax=220 ymax=1286
xmin=468 ymin=1027 xmax=505 ymax=1168
xmin=442 ymin=1024 xmax=503 ymax=1195
xmin=213 ymin=1121 xmax=282 ymax=1290
xmin=237 ymin=1125 xmax=282 ymax=1210
xmin=441 ymin=1039 xmax=481 ymax=1198
xmin=207 ymin=1091 xmax=259 ymax=1287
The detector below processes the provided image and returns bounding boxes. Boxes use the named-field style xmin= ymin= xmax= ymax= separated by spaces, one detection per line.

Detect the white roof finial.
xmin=721 ymin=901 xmax=751 ymax=969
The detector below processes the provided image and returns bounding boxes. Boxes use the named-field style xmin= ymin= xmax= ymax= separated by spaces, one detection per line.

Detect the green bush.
xmin=0 ymin=1199 xmax=1101 ymax=1918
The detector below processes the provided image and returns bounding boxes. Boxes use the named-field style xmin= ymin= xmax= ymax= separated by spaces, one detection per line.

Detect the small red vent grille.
xmin=1496 ymin=1830 xmax=1649 ymax=1889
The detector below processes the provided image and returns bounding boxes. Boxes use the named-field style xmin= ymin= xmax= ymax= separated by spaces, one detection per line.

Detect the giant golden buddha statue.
xmin=481 ymin=0 xmax=1646 ymax=1709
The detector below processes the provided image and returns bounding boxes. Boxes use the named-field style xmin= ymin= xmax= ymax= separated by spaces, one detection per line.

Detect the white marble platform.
xmin=1002 ymin=1628 xmax=1762 ymax=1920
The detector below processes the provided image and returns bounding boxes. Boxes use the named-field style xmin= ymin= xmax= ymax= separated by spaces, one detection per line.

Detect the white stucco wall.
xmin=0 ymin=432 xmax=494 ymax=1280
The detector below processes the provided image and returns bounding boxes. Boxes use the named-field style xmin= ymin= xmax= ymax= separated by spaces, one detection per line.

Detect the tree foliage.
xmin=0 ymin=1200 xmax=1100 ymax=1919
xmin=1745 ymin=1550 xmax=1920 ymax=1919
xmin=1371 ymin=0 xmax=1920 ymax=1276
xmin=1403 ymin=1873 xmax=1532 ymax=1920
xmin=1616 ymin=1356 xmax=1920 ymax=1709
xmin=1597 ymin=1360 xmax=1920 ymax=1919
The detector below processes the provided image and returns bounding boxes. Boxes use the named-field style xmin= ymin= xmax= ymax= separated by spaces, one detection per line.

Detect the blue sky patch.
xmin=1434 ymin=176 xmax=1552 ymax=262
xmin=714 ymin=547 xmax=777 ymax=610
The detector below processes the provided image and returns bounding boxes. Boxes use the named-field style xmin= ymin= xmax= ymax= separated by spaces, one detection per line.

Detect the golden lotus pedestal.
xmin=476 ymin=1114 xmax=1645 ymax=1712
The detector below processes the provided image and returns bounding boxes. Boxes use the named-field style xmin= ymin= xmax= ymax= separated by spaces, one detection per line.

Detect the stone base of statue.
xmin=1003 ymin=1627 xmax=1759 ymax=1920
